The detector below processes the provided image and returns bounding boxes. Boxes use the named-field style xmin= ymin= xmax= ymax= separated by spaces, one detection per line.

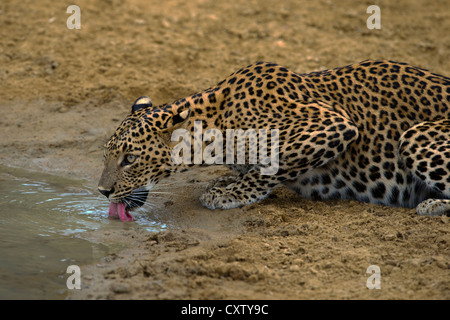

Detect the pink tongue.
xmin=108 ymin=202 xmax=133 ymax=222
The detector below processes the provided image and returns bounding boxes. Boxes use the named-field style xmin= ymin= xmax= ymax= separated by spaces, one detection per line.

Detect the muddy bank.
xmin=1 ymin=0 xmax=449 ymax=299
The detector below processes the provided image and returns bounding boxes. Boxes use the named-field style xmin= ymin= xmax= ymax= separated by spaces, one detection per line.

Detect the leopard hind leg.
xmin=399 ymin=119 xmax=450 ymax=216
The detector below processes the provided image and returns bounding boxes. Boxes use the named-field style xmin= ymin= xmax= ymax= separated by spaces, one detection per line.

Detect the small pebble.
xmin=111 ymin=283 xmax=131 ymax=294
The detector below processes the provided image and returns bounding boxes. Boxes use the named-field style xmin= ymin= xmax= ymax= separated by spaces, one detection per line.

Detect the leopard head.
xmin=98 ymin=96 xmax=191 ymax=220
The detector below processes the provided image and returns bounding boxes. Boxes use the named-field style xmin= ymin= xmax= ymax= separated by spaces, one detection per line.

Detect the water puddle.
xmin=0 ymin=165 xmax=165 ymax=299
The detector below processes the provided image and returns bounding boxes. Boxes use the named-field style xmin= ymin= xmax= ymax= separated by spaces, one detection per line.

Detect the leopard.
xmin=98 ymin=60 xmax=450 ymax=221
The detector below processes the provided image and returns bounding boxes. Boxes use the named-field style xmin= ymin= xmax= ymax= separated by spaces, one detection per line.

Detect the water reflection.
xmin=0 ymin=165 xmax=164 ymax=299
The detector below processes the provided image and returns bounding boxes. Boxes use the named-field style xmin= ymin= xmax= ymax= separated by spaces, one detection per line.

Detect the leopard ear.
xmin=131 ymin=96 xmax=153 ymax=113
xmin=156 ymin=107 xmax=191 ymax=132
xmin=172 ymin=109 xmax=191 ymax=127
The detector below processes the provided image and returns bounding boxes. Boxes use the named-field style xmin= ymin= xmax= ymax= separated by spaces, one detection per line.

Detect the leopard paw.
xmin=416 ymin=199 xmax=450 ymax=216
xmin=199 ymin=187 xmax=242 ymax=210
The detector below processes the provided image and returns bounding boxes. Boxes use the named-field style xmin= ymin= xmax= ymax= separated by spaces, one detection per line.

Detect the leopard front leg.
xmin=399 ymin=120 xmax=450 ymax=216
xmin=205 ymin=175 xmax=239 ymax=191
xmin=200 ymin=167 xmax=281 ymax=209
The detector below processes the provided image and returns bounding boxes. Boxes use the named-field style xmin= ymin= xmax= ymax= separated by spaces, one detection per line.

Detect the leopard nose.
xmin=98 ymin=187 xmax=114 ymax=198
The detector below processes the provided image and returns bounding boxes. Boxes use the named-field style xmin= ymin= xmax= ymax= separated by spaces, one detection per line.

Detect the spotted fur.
xmin=98 ymin=60 xmax=450 ymax=215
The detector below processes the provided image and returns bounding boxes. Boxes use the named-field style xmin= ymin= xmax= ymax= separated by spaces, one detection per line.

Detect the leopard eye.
xmin=121 ymin=154 xmax=137 ymax=167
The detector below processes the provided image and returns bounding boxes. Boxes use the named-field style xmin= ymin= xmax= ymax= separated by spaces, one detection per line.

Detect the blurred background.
xmin=1 ymin=0 xmax=449 ymax=108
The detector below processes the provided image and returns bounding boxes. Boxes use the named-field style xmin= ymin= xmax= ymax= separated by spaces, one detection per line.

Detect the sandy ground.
xmin=1 ymin=0 xmax=449 ymax=299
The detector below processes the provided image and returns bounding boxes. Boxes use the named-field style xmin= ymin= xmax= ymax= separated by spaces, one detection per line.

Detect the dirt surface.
xmin=1 ymin=0 xmax=449 ymax=299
